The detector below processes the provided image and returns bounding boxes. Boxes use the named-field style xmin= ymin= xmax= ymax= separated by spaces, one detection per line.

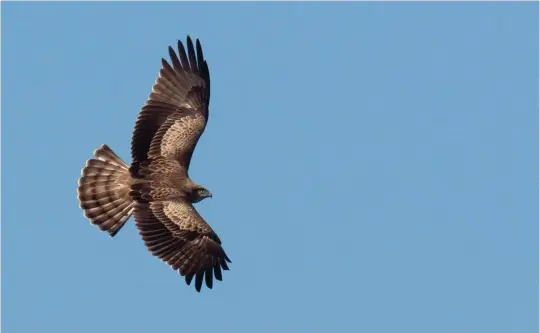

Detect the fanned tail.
xmin=77 ymin=144 xmax=134 ymax=237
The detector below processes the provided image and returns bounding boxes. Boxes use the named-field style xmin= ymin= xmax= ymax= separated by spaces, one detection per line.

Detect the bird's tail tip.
xmin=77 ymin=145 xmax=134 ymax=237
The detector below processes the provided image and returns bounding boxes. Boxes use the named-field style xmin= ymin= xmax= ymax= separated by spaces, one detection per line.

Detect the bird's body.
xmin=77 ymin=36 xmax=231 ymax=292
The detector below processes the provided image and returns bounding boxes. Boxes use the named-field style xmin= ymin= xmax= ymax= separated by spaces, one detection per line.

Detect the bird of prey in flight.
xmin=77 ymin=36 xmax=231 ymax=292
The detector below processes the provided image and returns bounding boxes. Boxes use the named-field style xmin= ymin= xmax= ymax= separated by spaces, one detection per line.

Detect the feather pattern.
xmin=77 ymin=36 xmax=230 ymax=292
xmin=130 ymin=36 xmax=230 ymax=291
xmin=130 ymin=35 xmax=210 ymax=177
xmin=77 ymin=145 xmax=134 ymax=237
xmin=134 ymin=200 xmax=230 ymax=292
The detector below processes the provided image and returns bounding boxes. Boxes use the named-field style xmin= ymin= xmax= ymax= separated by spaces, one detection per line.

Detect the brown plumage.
xmin=77 ymin=36 xmax=231 ymax=292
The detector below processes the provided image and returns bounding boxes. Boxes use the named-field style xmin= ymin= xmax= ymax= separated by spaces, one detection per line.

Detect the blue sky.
xmin=2 ymin=2 xmax=538 ymax=332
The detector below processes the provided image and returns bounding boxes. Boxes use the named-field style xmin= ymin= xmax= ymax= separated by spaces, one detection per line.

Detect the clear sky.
xmin=2 ymin=2 xmax=538 ymax=333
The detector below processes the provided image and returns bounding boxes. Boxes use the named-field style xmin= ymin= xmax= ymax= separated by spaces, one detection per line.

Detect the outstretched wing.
xmin=133 ymin=200 xmax=231 ymax=292
xmin=130 ymin=36 xmax=210 ymax=177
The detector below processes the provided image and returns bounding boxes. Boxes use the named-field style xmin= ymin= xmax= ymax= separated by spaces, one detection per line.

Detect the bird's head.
xmin=190 ymin=186 xmax=213 ymax=203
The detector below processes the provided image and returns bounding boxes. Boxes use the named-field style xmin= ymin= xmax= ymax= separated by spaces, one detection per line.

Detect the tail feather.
xmin=93 ymin=145 xmax=128 ymax=167
xmin=77 ymin=144 xmax=134 ymax=237
xmin=84 ymin=160 xmax=127 ymax=174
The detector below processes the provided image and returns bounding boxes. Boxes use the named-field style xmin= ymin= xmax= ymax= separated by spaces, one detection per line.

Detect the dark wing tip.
xmin=186 ymin=35 xmax=198 ymax=72
xmin=195 ymin=271 xmax=204 ymax=292
xmin=171 ymin=36 xmax=210 ymax=98
xmin=185 ymin=273 xmax=194 ymax=286
xmin=196 ymin=38 xmax=204 ymax=63
xmin=167 ymin=46 xmax=182 ymax=71
xmin=205 ymin=267 xmax=213 ymax=289
xmin=176 ymin=39 xmax=190 ymax=69
xmin=214 ymin=263 xmax=223 ymax=281
xmin=221 ymin=259 xmax=230 ymax=271
xmin=174 ymin=232 xmax=226 ymax=292
xmin=160 ymin=58 xmax=169 ymax=69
